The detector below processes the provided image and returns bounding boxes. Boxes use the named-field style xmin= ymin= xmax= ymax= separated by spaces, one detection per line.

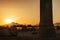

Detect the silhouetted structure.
xmin=40 ymin=0 xmax=56 ymax=38
xmin=0 ymin=26 xmax=11 ymax=36
xmin=56 ymin=26 xmax=60 ymax=30
xmin=10 ymin=25 xmax=17 ymax=36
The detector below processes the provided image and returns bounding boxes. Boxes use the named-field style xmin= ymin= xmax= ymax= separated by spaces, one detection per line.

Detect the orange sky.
xmin=0 ymin=0 xmax=40 ymax=25
xmin=0 ymin=0 xmax=60 ymax=25
xmin=53 ymin=0 xmax=60 ymax=24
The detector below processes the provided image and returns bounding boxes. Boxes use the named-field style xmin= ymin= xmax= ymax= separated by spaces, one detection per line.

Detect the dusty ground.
xmin=0 ymin=30 xmax=60 ymax=40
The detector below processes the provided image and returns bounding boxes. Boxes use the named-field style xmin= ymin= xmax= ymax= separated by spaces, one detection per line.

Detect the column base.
xmin=39 ymin=24 xmax=56 ymax=38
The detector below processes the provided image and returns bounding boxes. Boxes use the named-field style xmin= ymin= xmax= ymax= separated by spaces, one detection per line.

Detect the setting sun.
xmin=4 ymin=17 xmax=16 ymax=24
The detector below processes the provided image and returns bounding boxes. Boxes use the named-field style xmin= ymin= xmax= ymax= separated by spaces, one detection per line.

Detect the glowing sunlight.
xmin=4 ymin=17 xmax=16 ymax=24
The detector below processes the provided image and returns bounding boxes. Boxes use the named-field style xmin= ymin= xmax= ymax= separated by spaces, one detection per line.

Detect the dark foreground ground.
xmin=0 ymin=30 xmax=60 ymax=40
xmin=0 ymin=36 xmax=58 ymax=40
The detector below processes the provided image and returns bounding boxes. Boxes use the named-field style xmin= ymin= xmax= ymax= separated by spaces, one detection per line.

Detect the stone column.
xmin=40 ymin=0 xmax=56 ymax=37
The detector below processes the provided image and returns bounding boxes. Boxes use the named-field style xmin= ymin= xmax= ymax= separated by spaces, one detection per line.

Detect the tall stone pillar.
xmin=40 ymin=0 xmax=56 ymax=37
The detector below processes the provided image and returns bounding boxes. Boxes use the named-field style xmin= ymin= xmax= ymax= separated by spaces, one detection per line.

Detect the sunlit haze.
xmin=0 ymin=0 xmax=40 ymax=25
xmin=53 ymin=0 xmax=60 ymax=24
xmin=0 ymin=0 xmax=60 ymax=25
